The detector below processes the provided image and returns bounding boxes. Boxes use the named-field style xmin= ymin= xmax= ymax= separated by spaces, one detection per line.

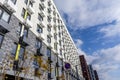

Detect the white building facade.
xmin=0 ymin=0 xmax=83 ymax=80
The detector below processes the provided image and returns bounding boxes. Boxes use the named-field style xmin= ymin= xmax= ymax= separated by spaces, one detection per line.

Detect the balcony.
xmin=27 ymin=5 xmax=35 ymax=14
xmin=2 ymin=0 xmax=17 ymax=12
xmin=48 ymin=32 xmax=52 ymax=38
xmin=48 ymin=44 xmax=52 ymax=49
xmin=39 ymin=21 xmax=45 ymax=28
xmin=39 ymin=11 xmax=45 ymax=17
xmin=23 ymin=19 xmax=33 ymax=28
xmin=38 ymin=33 xmax=44 ymax=40
xmin=47 ymin=23 xmax=52 ymax=28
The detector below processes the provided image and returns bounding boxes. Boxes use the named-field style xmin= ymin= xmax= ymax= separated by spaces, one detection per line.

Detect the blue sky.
xmin=54 ymin=0 xmax=120 ymax=80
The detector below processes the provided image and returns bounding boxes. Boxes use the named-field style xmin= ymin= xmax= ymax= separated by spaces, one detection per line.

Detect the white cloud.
xmin=75 ymin=39 xmax=83 ymax=48
xmin=86 ymin=44 xmax=120 ymax=80
xmin=99 ymin=23 xmax=120 ymax=37
xmin=54 ymin=0 xmax=120 ymax=29
xmin=54 ymin=0 xmax=120 ymax=80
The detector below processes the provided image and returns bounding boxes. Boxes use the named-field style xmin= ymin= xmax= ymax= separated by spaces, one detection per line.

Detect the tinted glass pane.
xmin=19 ymin=47 xmax=25 ymax=59
xmin=11 ymin=44 xmax=17 ymax=55
xmin=24 ymin=28 xmax=28 ymax=37
xmin=47 ymin=48 xmax=51 ymax=57
xmin=0 ymin=34 xmax=3 ymax=45
xmin=36 ymin=39 xmax=42 ymax=48
xmin=0 ymin=9 xmax=2 ymax=16
xmin=2 ymin=11 xmax=10 ymax=22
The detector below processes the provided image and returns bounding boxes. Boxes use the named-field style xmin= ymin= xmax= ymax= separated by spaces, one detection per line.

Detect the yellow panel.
xmin=15 ymin=44 xmax=21 ymax=60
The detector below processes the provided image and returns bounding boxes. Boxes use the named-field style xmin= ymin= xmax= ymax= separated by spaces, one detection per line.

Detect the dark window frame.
xmin=0 ymin=7 xmax=11 ymax=23
xmin=37 ymin=25 xmax=43 ymax=33
xmin=11 ymin=43 xmax=26 ymax=60
xmin=47 ymin=36 xmax=51 ymax=43
xmin=46 ymin=47 xmax=51 ymax=57
xmin=38 ymin=13 xmax=43 ymax=21
xmin=0 ymin=33 xmax=4 ymax=48
xmin=11 ymin=0 xmax=17 ymax=4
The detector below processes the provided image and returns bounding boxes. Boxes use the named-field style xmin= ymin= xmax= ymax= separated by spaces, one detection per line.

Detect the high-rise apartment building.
xmin=0 ymin=0 xmax=83 ymax=80
xmin=94 ymin=70 xmax=99 ymax=80
xmin=88 ymin=65 xmax=96 ymax=80
xmin=79 ymin=55 xmax=90 ymax=80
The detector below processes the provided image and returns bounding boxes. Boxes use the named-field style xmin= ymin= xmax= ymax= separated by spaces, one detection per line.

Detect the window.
xmin=29 ymin=1 xmax=33 ymax=7
xmin=0 ymin=9 xmax=2 ymax=15
xmin=11 ymin=44 xmax=25 ymax=59
xmin=48 ymin=1 xmax=51 ymax=6
xmin=47 ymin=36 xmax=51 ymax=43
xmin=33 ymin=59 xmax=39 ymax=68
xmin=46 ymin=48 xmax=51 ymax=57
xmin=0 ymin=9 xmax=10 ymax=22
xmin=48 ymin=8 xmax=52 ymax=14
xmin=21 ymin=8 xmax=25 ymax=18
xmin=36 ymin=39 xmax=42 ymax=49
xmin=27 ymin=13 xmax=31 ymax=20
xmin=59 ymin=32 xmax=61 ymax=38
xmin=19 ymin=46 xmax=25 ymax=59
xmin=24 ymin=0 xmax=28 ymax=5
xmin=47 ymin=16 xmax=51 ymax=22
xmin=0 ymin=33 xmax=4 ymax=48
xmin=37 ymin=25 xmax=43 ymax=33
xmin=54 ymin=26 xmax=56 ymax=31
xmin=11 ymin=0 xmax=17 ymax=4
xmin=54 ymin=43 xmax=57 ymax=50
xmin=54 ymin=33 xmax=57 ymax=40
xmin=59 ymin=40 xmax=61 ymax=46
xmin=39 ymin=4 xmax=44 ymax=11
xmin=60 ymin=49 xmax=62 ymax=56
xmin=23 ymin=28 xmax=28 ymax=38
xmin=38 ymin=13 xmax=43 ymax=21
xmin=47 ymin=26 xmax=51 ymax=32
xmin=58 ymin=25 xmax=60 ymax=30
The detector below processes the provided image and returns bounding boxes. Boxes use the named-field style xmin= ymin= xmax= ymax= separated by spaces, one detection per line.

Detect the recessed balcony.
xmin=23 ymin=19 xmax=33 ymax=28
xmin=27 ymin=5 xmax=35 ymax=14
xmin=38 ymin=33 xmax=44 ymax=40
xmin=39 ymin=21 xmax=45 ymax=28
xmin=39 ymin=11 xmax=45 ymax=17
xmin=1 ymin=0 xmax=17 ymax=12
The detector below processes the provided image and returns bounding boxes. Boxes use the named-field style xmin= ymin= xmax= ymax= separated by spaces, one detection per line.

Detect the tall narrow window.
xmin=0 ymin=9 xmax=2 ymax=15
xmin=29 ymin=1 xmax=33 ymax=7
xmin=36 ymin=39 xmax=42 ymax=49
xmin=0 ymin=33 xmax=4 ymax=48
xmin=47 ymin=36 xmax=51 ymax=43
xmin=54 ymin=43 xmax=57 ymax=50
xmin=27 ymin=13 xmax=31 ymax=20
xmin=21 ymin=8 xmax=25 ymax=18
xmin=47 ymin=48 xmax=51 ymax=57
xmin=47 ymin=26 xmax=51 ymax=32
xmin=23 ymin=28 xmax=28 ymax=38
xmin=39 ymin=4 xmax=44 ymax=11
xmin=38 ymin=13 xmax=43 ymax=21
xmin=19 ymin=46 xmax=25 ymax=59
